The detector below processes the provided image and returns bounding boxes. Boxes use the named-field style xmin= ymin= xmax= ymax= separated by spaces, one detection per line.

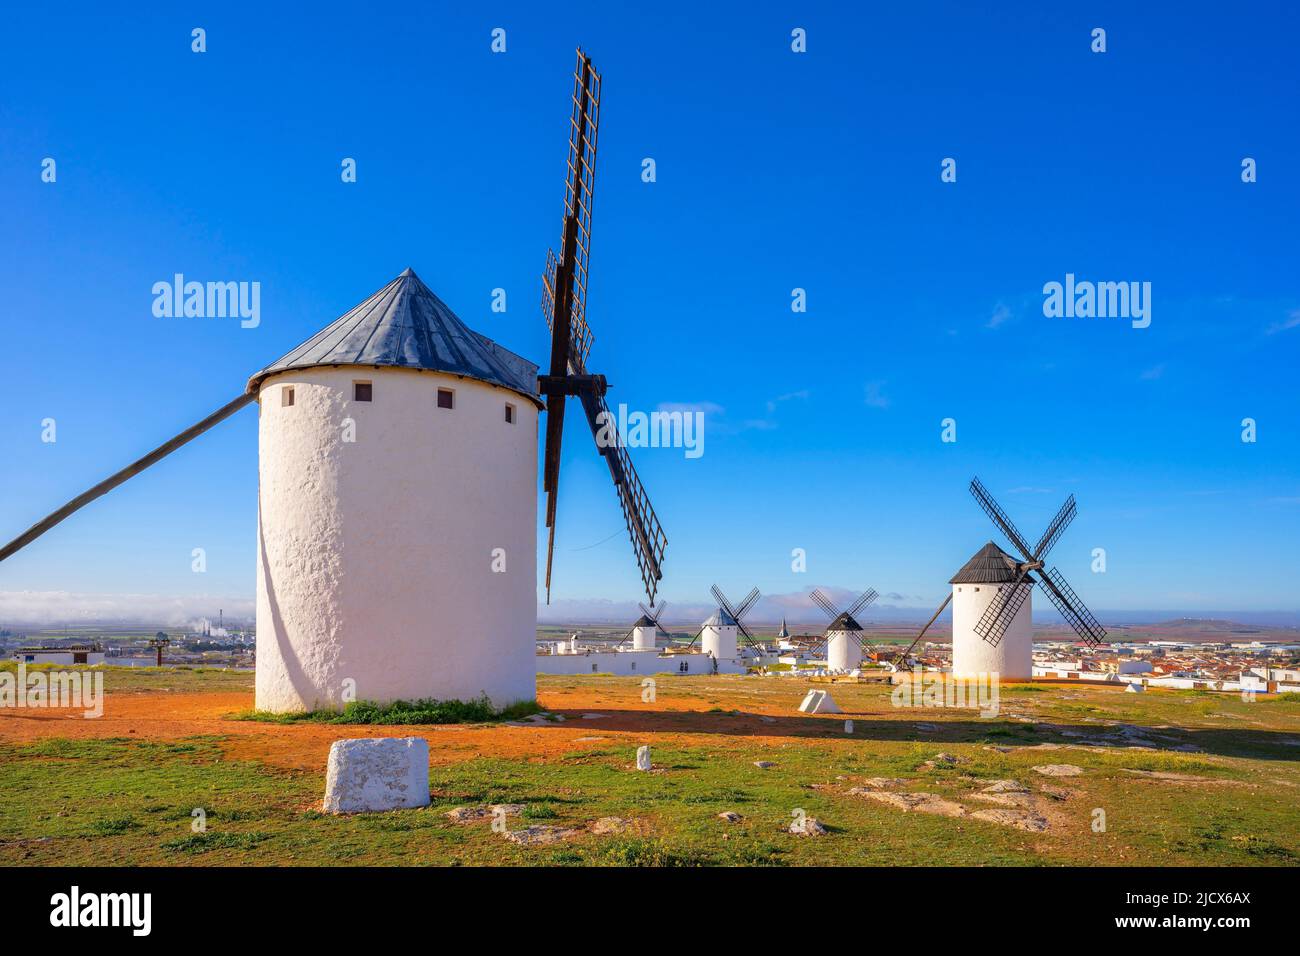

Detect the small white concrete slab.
xmin=323 ymin=737 xmax=430 ymax=814
xmin=635 ymin=745 xmax=652 ymax=771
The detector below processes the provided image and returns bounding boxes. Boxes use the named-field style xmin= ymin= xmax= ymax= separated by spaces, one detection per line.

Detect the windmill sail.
xmin=540 ymin=49 xmax=666 ymax=604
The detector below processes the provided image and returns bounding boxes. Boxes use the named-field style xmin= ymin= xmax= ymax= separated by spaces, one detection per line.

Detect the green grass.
xmin=231 ymin=696 xmax=541 ymax=725
xmin=1 ymin=671 xmax=1298 ymax=866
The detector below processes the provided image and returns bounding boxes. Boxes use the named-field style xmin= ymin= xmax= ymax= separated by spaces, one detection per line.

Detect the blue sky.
xmin=1 ymin=2 xmax=1297 ymax=625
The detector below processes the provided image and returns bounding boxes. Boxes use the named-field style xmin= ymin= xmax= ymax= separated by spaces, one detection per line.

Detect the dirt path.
xmin=0 ymin=685 xmax=812 ymax=772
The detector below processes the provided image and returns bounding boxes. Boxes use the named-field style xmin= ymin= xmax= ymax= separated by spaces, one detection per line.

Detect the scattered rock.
xmin=753 ymin=760 xmax=776 ymax=769
xmin=983 ymin=745 xmax=1014 ymax=753
xmin=717 ymin=811 xmax=743 ymax=823
xmin=844 ymin=719 xmax=854 ymax=734
xmin=502 ymin=826 xmax=580 ymax=846
xmin=852 ymin=790 xmax=967 ymax=817
xmin=1032 ymin=764 xmax=1083 ymax=777
xmin=972 ymin=791 xmax=1037 ymax=809
xmin=982 ymin=779 xmax=1029 ymax=794
xmin=444 ymin=803 xmax=525 ymax=823
xmin=915 ymin=722 xmax=939 ymax=731
xmin=591 ymin=816 xmax=634 ymax=835
xmin=970 ymin=807 xmax=1049 ymax=832
xmin=857 ymin=777 xmax=908 ymax=789
xmin=934 ymin=752 xmax=960 ymax=764
xmin=1037 ymin=784 xmax=1074 ymax=801
xmin=635 ymin=745 xmax=652 ymax=771
xmin=789 ymin=816 xmax=828 ymax=836
xmin=759 ymin=716 xmax=777 ymax=724
xmin=581 ymin=713 xmax=608 ymax=720
xmin=1121 ymin=769 xmax=1215 ymax=783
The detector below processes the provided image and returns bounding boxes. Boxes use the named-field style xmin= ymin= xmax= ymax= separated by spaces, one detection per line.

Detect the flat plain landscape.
xmin=1 ymin=666 xmax=1297 ymax=866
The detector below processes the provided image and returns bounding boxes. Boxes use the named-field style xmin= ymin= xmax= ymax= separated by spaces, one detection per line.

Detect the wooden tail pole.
xmin=899 ymin=592 xmax=954 ymax=664
xmin=0 ymin=392 xmax=256 ymax=563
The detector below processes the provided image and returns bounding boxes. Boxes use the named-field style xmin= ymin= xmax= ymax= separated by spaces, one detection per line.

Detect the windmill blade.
xmin=652 ymin=600 xmax=669 ymax=633
xmin=1036 ymin=567 xmax=1107 ymax=647
xmin=541 ymin=50 xmax=600 ymax=374
xmin=640 ymin=600 xmax=669 ymax=634
xmin=541 ymin=390 xmax=566 ymax=603
xmin=683 ymin=626 xmax=704 ymax=651
xmin=1032 ymin=495 xmax=1077 ymax=561
xmin=0 ymin=393 xmax=255 ymax=564
xmin=809 ymin=588 xmax=839 ymax=620
xmin=845 ymin=588 xmax=879 ymax=620
xmin=973 ymin=571 xmax=1033 ymax=648
xmin=736 ymin=618 xmax=763 ymax=649
xmin=540 ymin=50 xmax=603 ymax=603
xmin=969 ymin=477 xmax=1036 ymax=561
xmin=897 ymin=592 xmax=953 ymax=664
xmin=615 ymin=626 xmax=635 ymax=647
xmin=709 ymin=584 xmax=736 ymax=617
xmin=734 ymin=587 xmax=761 ymax=620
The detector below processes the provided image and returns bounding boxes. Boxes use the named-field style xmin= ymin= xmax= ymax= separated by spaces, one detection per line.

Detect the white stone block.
xmin=635 ymin=745 xmax=652 ymax=771
xmin=323 ymin=737 xmax=430 ymax=813
xmin=798 ymin=689 xmax=842 ymax=714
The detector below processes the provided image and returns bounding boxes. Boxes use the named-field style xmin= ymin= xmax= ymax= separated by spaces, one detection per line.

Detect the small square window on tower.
xmin=504 ymin=403 xmax=515 ymax=424
xmin=437 ymin=388 xmax=454 ymax=409
xmin=354 ymin=381 xmax=372 ymax=402
xmin=282 ymin=386 xmax=295 ymax=407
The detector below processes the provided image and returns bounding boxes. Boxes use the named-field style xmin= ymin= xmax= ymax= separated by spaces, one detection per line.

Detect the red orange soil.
xmin=0 ymin=685 xmax=816 ymax=772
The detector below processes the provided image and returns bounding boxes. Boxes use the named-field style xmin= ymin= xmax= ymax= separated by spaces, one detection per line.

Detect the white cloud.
xmin=1139 ymin=363 xmax=1165 ymax=380
xmin=656 ymin=401 xmax=724 ymax=416
xmin=1265 ymin=309 xmax=1300 ymax=335
xmin=986 ymin=302 xmax=1012 ymax=329
xmin=765 ymin=390 xmax=810 ymax=414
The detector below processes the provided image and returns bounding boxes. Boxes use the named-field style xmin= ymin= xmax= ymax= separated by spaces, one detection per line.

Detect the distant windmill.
xmin=898 ymin=477 xmax=1106 ymax=679
xmin=686 ymin=586 xmax=763 ymax=660
xmin=807 ymin=587 xmax=879 ymax=672
xmin=620 ymin=600 xmax=669 ymax=651
xmin=0 ymin=48 xmax=667 ymax=714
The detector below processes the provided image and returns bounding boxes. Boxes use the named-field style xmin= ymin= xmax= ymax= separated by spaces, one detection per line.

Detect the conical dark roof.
xmin=949 ymin=541 xmax=1022 ymax=584
xmin=826 ymin=611 xmax=862 ymax=632
xmin=632 ymin=614 xmax=657 ymax=628
xmin=703 ymin=607 xmax=737 ymax=627
xmin=247 ymin=268 xmax=542 ymax=406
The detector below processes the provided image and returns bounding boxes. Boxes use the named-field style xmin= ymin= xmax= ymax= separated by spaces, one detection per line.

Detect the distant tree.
xmin=155 ymin=631 xmax=168 ymax=641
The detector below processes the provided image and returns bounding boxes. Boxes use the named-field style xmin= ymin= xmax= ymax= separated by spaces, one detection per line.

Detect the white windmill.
xmin=807 ymin=587 xmax=879 ymax=673
xmin=686 ymin=585 xmax=763 ymax=663
xmin=0 ymin=50 xmax=668 ymax=713
xmin=621 ymin=601 xmax=669 ymax=652
xmin=898 ymin=477 xmax=1107 ymax=681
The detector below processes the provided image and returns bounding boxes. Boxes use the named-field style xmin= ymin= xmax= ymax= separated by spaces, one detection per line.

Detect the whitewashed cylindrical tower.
xmin=950 ymin=542 xmax=1033 ymax=681
xmin=826 ymin=632 xmax=862 ymax=672
xmin=630 ymin=615 xmax=658 ymax=651
xmin=700 ymin=609 xmax=738 ymax=660
xmin=250 ymin=269 xmax=545 ymax=713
